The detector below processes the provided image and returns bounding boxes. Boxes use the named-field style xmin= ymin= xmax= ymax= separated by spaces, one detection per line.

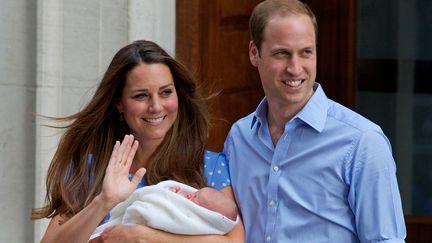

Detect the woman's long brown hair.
xmin=32 ymin=40 xmax=209 ymax=220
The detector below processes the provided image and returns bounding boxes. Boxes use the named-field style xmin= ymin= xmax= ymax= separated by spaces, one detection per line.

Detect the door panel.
xmin=176 ymin=0 xmax=263 ymax=151
xmin=303 ymin=0 xmax=357 ymax=109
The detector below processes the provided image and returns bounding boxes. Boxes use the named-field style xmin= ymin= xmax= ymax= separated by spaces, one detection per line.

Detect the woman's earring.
xmin=119 ymin=112 xmax=124 ymax=122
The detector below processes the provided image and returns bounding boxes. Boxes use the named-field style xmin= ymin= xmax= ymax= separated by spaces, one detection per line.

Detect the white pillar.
xmin=34 ymin=0 xmax=64 ymax=240
xmin=128 ymin=0 xmax=176 ymax=56
xmin=0 ymin=0 xmax=37 ymax=242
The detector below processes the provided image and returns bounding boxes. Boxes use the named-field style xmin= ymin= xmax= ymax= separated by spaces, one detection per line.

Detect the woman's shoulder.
xmin=203 ymin=150 xmax=227 ymax=167
xmin=203 ymin=150 xmax=230 ymax=190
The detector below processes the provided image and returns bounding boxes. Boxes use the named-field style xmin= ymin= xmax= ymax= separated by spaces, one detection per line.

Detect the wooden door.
xmin=176 ymin=0 xmax=356 ymax=151
xmin=303 ymin=0 xmax=357 ymax=109
xmin=176 ymin=0 xmax=264 ymax=151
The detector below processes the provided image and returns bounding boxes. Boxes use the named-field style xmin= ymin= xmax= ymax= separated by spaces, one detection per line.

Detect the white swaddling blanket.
xmin=89 ymin=180 xmax=238 ymax=240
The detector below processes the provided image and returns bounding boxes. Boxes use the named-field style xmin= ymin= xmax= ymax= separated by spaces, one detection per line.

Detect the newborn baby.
xmin=172 ymin=186 xmax=238 ymax=221
xmin=89 ymin=180 xmax=239 ymax=240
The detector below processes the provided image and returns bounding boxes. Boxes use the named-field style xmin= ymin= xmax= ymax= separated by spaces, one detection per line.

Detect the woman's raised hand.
xmin=100 ymin=135 xmax=146 ymax=209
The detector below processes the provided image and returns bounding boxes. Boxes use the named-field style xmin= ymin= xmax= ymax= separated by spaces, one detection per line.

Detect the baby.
xmin=171 ymin=186 xmax=238 ymax=221
xmin=89 ymin=180 xmax=239 ymax=240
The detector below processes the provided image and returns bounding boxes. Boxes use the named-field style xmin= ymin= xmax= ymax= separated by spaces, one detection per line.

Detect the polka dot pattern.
xmin=203 ymin=150 xmax=231 ymax=190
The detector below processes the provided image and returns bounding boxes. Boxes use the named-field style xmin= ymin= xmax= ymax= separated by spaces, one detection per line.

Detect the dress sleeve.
xmin=204 ymin=150 xmax=231 ymax=190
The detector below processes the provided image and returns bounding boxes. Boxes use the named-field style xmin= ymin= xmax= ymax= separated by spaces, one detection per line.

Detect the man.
xmin=223 ymin=0 xmax=406 ymax=242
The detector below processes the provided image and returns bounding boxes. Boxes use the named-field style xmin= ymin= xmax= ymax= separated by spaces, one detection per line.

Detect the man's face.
xmin=249 ymin=14 xmax=317 ymax=111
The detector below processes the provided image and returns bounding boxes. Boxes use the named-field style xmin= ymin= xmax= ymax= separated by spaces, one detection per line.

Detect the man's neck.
xmin=266 ymin=101 xmax=303 ymax=145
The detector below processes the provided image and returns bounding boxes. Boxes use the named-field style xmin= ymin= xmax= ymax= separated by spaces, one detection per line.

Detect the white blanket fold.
xmin=89 ymin=180 xmax=238 ymax=240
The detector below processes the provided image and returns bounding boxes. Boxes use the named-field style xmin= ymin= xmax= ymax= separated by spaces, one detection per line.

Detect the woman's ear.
xmin=116 ymin=100 xmax=123 ymax=113
xmin=116 ymin=101 xmax=125 ymax=122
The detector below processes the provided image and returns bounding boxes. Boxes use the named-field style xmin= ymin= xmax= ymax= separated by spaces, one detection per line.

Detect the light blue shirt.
xmin=224 ymin=83 xmax=406 ymax=243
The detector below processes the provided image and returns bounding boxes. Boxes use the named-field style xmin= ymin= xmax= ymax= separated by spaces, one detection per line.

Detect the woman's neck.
xmin=129 ymin=138 xmax=161 ymax=173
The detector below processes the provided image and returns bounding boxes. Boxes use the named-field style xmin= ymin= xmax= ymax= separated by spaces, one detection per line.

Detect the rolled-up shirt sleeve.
xmin=347 ymin=131 xmax=406 ymax=242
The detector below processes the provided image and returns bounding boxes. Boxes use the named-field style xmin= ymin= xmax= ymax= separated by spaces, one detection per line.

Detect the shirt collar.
xmin=251 ymin=83 xmax=328 ymax=133
xmin=251 ymin=97 xmax=268 ymax=129
xmin=296 ymin=82 xmax=328 ymax=132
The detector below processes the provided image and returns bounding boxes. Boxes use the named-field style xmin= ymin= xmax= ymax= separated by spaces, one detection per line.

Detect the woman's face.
xmin=117 ymin=62 xmax=179 ymax=145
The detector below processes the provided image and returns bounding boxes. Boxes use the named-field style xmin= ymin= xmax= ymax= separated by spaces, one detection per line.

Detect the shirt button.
xmin=269 ymin=200 xmax=276 ymax=208
xmin=273 ymin=166 xmax=279 ymax=172
xmin=266 ymin=235 xmax=272 ymax=242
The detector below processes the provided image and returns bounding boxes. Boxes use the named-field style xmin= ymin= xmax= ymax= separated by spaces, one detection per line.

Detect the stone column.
xmin=0 ymin=0 xmax=37 ymax=242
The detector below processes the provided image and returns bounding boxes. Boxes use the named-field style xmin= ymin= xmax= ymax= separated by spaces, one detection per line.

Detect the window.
xmin=357 ymin=0 xmax=432 ymax=215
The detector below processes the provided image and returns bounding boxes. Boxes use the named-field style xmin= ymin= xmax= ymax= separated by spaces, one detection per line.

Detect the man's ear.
xmin=249 ymin=41 xmax=259 ymax=67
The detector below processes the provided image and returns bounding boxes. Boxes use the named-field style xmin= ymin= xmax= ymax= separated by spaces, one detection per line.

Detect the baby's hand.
xmin=170 ymin=186 xmax=192 ymax=198
xmin=170 ymin=186 xmax=182 ymax=194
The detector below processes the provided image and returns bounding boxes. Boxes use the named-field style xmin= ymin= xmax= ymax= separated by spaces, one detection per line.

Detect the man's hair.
xmin=250 ymin=0 xmax=318 ymax=51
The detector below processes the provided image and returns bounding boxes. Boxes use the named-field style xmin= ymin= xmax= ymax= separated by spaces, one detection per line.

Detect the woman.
xmin=32 ymin=40 xmax=244 ymax=243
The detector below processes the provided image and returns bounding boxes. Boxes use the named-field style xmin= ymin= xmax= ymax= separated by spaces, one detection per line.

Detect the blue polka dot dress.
xmin=203 ymin=150 xmax=231 ymax=190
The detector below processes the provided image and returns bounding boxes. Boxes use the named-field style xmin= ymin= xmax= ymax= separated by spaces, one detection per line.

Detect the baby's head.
xmin=187 ymin=187 xmax=238 ymax=221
